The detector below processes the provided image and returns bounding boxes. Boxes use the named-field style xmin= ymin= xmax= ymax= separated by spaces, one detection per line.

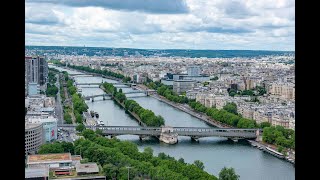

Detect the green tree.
xmin=76 ymin=124 xmax=86 ymax=132
xmin=219 ymin=167 xmax=240 ymax=180
xmin=223 ymin=102 xmax=237 ymax=114
xmin=193 ymin=160 xmax=205 ymax=170
xmin=259 ymin=122 xmax=271 ymax=128
xmin=178 ymin=158 xmax=185 ymax=164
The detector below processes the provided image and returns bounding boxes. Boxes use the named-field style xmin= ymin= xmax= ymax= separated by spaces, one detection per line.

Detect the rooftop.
xmin=25 ymin=167 xmax=49 ymax=178
xmin=27 ymin=153 xmax=72 ymax=164
xmin=76 ymin=163 xmax=99 ymax=173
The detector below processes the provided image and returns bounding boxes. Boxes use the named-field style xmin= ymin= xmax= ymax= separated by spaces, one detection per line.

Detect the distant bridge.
xmin=58 ymin=125 xmax=261 ymax=141
xmin=75 ymin=82 xmax=132 ymax=86
xmin=83 ymin=91 xmax=148 ymax=100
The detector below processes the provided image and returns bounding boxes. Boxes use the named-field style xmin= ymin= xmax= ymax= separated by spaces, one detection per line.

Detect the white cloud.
xmin=25 ymin=0 xmax=295 ymax=50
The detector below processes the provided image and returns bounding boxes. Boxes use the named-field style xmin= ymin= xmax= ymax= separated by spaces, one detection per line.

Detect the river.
xmin=51 ymin=65 xmax=295 ymax=180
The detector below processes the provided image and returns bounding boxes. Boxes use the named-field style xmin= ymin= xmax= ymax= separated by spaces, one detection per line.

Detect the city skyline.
xmin=26 ymin=0 xmax=295 ymax=51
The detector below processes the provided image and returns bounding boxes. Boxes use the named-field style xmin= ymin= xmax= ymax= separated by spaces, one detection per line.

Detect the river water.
xmin=51 ymin=65 xmax=295 ymax=180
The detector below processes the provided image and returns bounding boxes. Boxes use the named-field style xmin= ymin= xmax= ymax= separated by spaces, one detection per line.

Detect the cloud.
xmin=25 ymin=0 xmax=295 ymax=50
xmin=27 ymin=0 xmax=189 ymax=14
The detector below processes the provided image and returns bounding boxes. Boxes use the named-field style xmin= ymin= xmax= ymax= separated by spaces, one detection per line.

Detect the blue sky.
xmin=25 ymin=0 xmax=295 ymax=51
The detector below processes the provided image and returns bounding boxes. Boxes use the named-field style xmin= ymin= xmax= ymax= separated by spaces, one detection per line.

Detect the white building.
xmin=27 ymin=116 xmax=58 ymax=142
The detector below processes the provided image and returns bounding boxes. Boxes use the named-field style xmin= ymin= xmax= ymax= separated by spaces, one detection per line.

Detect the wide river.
xmin=51 ymin=65 xmax=295 ymax=180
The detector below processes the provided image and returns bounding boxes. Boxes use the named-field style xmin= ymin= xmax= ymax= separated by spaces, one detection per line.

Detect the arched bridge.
xmin=58 ymin=125 xmax=261 ymax=140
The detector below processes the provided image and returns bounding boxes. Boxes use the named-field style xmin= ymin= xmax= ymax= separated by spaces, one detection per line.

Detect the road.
xmin=57 ymin=127 xmax=79 ymax=143
xmin=55 ymin=74 xmax=64 ymax=125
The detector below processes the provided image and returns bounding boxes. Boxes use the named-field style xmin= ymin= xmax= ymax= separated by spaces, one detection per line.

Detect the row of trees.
xmin=102 ymin=82 xmax=165 ymax=127
xmin=144 ymin=81 xmax=189 ymax=104
xmin=189 ymin=101 xmax=258 ymax=128
xmin=262 ymin=125 xmax=295 ymax=150
xmin=63 ymin=105 xmax=73 ymax=124
xmin=66 ymin=64 xmax=127 ymax=80
xmin=60 ymin=128 xmax=219 ymax=179
xmin=46 ymin=70 xmax=59 ymax=98
xmin=46 ymin=83 xmax=58 ymax=98
xmin=64 ymin=73 xmax=88 ymax=124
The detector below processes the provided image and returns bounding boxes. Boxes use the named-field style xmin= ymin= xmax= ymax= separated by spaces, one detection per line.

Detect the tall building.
xmin=187 ymin=66 xmax=200 ymax=76
xmin=25 ymin=56 xmax=48 ymax=95
xmin=38 ymin=56 xmax=48 ymax=86
xmin=25 ymin=123 xmax=45 ymax=156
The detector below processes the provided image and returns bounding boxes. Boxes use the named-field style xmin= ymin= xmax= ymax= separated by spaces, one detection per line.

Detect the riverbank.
xmin=100 ymin=85 xmax=147 ymax=127
xmin=137 ymin=84 xmax=231 ymax=128
xmin=136 ymin=84 xmax=295 ymax=164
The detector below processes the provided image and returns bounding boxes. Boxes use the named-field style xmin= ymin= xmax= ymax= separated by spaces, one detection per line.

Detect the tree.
xmin=76 ymin=124 xmax=86 ymax=132
xmin=193 ymin=160 xmax=205 ymax=170
xmin=259 ymin=122 xmax=271 ymax=129
xmin=219 ymin=167 xmax=240 ymax=180
xmin=223 ymin=103 xmax=237 ymax=115
xmin=96 ymin=129 xmax=103 ymax=136
xmin=178 ymin=158 xmax=185 ymax=164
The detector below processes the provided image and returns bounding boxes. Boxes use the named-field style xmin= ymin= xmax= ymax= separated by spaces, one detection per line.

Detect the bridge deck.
xmin=58 ymin=125 xmax=259 ymax=139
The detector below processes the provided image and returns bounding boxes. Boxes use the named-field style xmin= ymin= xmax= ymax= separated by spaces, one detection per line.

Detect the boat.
xmin=95 ymin=112 xmax=99 ymax=118
xmin=99 ymin=120 xmax=104 ymax=126
xmin=90 ymin=110 xmax=95 ymax=118
xmin=263 ymin=147 xmax=285 ymax=159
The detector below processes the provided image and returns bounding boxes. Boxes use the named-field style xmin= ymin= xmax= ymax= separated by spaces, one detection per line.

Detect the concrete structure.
xmin=173 ymin=79 xmax=196 ymax=94
xmin=76 ymin=163 xmax=99 ymax=175
xmin=25 ymin=56 xmax=48 ymax=93
xmin=28 ymin=82 xmax=40 ymax=96
xmin=25 ymin=123 xmax=45 ymax=156
xmin=58 ymin=125 xmax=260 ymax=141
xmin=27 ymin=116 xmax=58 ymax=142
xmin=187 ymin=66 xmax=200 ymax=76
xmin=27 ymin=153 xmax=72 ymax=169
xmin=25 ymin=166 xmax=49 ymax=180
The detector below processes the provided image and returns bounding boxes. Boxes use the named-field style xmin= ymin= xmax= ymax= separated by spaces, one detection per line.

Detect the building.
xmin=269 ymin=82 xmax=295 ymax=100
xmin=187 ymin=66 xmax=200 ymax=76
xmin=27 ymin=116 xmax=58 ymax=142
xmin=28 ymin=82 xmax=40 ymax=96
xmin=25 ymin=167 xmax=49 ymax=180
xmin=173 ymin=80 xmax=196 ymax=94
xmin=25 ymin=56 xmax=48 ymax=95
xmin=271 ymin=112 xmax=290 ymax=128
xmin=25 ymin=123 xmax=45 ymax=156
xmin=76 ymin=163 xmax=99 ymax=175
xmin=27 ymin=153 xmax=73 ymax=176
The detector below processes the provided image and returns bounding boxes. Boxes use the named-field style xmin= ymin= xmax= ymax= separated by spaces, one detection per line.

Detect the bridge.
xmin=58 ymin=125 xmax=261 ymax=141
xmin=75 ymin=82 xmax=133 ymax=86
xmin=83 ymin=91 xmax=147 ymax=100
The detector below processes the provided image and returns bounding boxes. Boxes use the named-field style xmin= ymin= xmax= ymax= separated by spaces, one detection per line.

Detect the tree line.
xmin=102 ymin=82 xmax=165 ymax=127
xmin=37 ymin=129 xmax=223 ymax=179
xmin=64 ymin=72 xmax=88 ymax=124
xmin=145 ymin=82 xmax=189 ymax=104
xmin=46 ymin=70 xmax=58 ymax=98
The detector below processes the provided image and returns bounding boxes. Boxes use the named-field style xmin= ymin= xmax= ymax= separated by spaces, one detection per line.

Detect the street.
xmin=55 ymin=74 xmax=64 ymax=125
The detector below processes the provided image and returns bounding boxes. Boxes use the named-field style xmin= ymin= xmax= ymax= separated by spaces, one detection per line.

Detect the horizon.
xmin=25 ymin=45 xmax=295 ymax=52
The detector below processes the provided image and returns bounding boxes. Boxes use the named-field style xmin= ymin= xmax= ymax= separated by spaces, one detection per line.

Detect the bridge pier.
xmin=91 ymin=98 xmax=94 ymax=102
xmin=190 ymin=136 xmax=199 ymax=142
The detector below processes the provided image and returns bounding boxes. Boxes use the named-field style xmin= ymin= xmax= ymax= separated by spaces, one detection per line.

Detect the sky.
xmin=25 ymin=0 xmax=295 ymax=51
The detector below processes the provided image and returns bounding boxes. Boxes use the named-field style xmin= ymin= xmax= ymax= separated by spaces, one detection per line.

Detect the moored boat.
xmin=264 ymin=147 xmax=285 ymax=159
